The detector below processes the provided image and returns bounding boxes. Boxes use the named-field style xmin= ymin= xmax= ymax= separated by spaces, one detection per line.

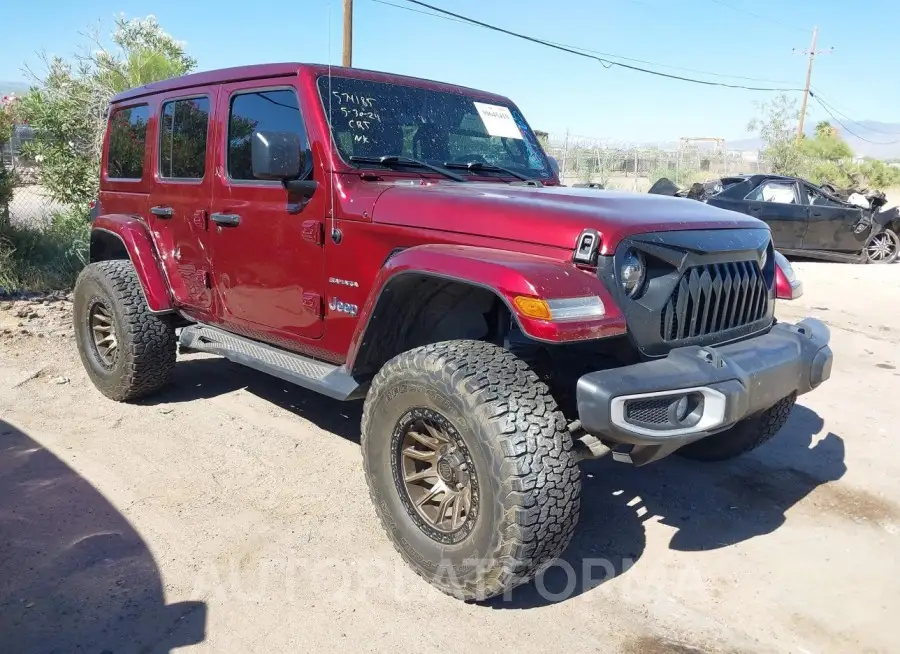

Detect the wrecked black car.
xmin=650 ymin=174 xmax=899 ymax=264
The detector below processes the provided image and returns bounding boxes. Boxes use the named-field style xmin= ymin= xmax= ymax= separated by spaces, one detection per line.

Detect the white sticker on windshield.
xmin=473 ymin=102 xmax=523 ymax=140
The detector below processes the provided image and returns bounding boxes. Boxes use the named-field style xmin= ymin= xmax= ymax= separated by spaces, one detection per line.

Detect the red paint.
xmin=91 ymin=215 xmax=173 ymax=313
xmin=96 ymin=63 xmax=771 ymax=368
xmin=345 ymin=244 xmax=627 ymax=367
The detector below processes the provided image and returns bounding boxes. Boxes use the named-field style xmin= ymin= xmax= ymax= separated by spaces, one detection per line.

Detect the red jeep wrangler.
xmin=75 ymin=63 xmax=830 ymax=600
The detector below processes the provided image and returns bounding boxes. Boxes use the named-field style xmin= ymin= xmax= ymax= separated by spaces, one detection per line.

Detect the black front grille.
xmin=625 ymin=398 xmax=671 ymax=425
xmin=661 ymin=261 xmax=768 ymax=342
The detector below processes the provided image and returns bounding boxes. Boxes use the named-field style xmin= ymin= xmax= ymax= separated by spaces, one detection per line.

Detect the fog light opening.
xmin=668 ymin=392 xmax=704 ymax=428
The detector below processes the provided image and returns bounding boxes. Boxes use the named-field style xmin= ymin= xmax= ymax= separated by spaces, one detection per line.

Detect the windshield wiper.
xmin=443 ymin=161 xmax=541 ymax=184
xmin=349 ymin=155 xmax=466 ymax=182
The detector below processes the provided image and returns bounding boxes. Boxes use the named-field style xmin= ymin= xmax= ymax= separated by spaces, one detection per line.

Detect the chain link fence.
xmin=2 ymin=126 xmax=65 ymax=228
xmin=543 ymin=133 xmax=772 ymax=192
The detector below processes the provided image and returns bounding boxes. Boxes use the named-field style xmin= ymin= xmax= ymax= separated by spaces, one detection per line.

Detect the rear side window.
xmin=107 ymin=105 xmax=149 ymax=179
xmin=746 ymin=181 xmax=797 ymax=204
xmin=159 ymin=97 xmax=210 ymax=180
xmin=228 ymin=89 xmax=305 ymax=181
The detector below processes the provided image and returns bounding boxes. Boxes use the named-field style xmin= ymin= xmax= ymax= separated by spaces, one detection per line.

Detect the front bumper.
xmin=576 ymin=318 xmax=832 ymax=465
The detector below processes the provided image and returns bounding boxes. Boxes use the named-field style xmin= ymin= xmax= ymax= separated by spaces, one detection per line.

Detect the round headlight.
xmin=620 ymin=249 xmax=646 ymax=297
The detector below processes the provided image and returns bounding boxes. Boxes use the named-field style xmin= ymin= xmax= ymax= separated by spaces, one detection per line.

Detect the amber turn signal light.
xmin=513 ymin=296 xmax=553 ymax=320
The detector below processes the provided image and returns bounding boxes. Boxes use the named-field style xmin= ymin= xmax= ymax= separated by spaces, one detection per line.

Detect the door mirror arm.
xmin=284 ymin=179 xmax=318 ymax=198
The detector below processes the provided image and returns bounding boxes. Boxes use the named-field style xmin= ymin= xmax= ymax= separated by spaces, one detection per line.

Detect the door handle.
xmin=812 ymin=211 xmax=823 ymax=217
xmin=211 ymin=213 xmax=241 ymax=227
xmin=749 ymin=206 xmax=762 ymax=212
xmin=151 ymin=206 xmax=174 ymax=218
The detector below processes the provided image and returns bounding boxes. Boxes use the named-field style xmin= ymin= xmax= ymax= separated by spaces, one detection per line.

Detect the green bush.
xmin=0 ymin=205 xmax=89 ymax=293
xmin=0 ymin=164 xmax=16 ymax=225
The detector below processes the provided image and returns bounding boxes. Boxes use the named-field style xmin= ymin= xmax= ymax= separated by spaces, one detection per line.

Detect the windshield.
xmin=317 ymin=75 xmax=553 ymax=179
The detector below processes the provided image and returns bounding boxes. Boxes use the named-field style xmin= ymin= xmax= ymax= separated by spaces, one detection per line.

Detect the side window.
xmin=806 ymin=187 xmax=842 ymax=208
xmin=228 ymin=89 xmax=306 ymax=181
xmin=107 ymin=105 xmax=149 ymax=179
xmin=159 ymin=97 xmax=210 ymax=180
xmin=746 ymin=181 xmax=797 ymax=204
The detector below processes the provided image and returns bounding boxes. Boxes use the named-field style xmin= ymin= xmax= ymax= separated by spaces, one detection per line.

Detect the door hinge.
xmin=302 ymin=292 xmax=324 ymax=318
xmin=302 ymin=220 xmax=324 ymax=246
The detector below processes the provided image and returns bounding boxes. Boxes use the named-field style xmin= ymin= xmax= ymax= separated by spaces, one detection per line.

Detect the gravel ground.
xmin=1 ymin=261 xmax=899 ymax=653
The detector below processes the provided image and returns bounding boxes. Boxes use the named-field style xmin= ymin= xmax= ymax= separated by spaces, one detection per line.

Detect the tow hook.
xmin=568 ymin=420 xmax=612 ymax=462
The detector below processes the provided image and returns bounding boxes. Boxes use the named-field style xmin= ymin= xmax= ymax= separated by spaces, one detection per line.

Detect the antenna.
xmin=327 ymin=0 xmax=339 ymax=243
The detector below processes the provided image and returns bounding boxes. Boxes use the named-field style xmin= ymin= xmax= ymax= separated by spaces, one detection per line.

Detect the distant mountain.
xmin=844 ymin=121 xmax=900 ymax=160
xmin=727 ymin=121 xmax=900 ymax=160
xmin=0 ymin=81 xmax=29 ymax=99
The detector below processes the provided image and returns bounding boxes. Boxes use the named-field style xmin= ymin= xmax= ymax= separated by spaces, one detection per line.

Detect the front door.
xmin=209 ymin=81 xmax=326 ymax=342
xmin=802 ymin=184 xmax=868 ymax=253
xmin=744 ymin=179 xmax=808 ymax=250
xmin=149 ymin=91 xmax=216 ymax=318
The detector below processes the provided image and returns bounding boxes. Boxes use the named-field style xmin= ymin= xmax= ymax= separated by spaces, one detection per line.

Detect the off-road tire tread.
xmin=75 ymin=260 xmax=176 ymax=401
xmin=677 ymin=393 xmax=796 ymax=462
xmin=361 ymin=340 xmax=581 ymax=601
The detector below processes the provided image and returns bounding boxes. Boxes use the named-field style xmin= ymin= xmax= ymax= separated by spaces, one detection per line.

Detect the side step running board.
xmin=179 ymin=324 xmax=363 ymax=401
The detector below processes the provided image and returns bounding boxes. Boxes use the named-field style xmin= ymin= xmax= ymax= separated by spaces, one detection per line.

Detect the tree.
xmin=801 ymin=120 xmax=852 ymax=163
xmin=18 ymin=16 xmax=196 ymax=205
xmin=747 ymin=94 xmax=805 ymax=177
xmin=0 ymin=96 xmax=19 ymax=224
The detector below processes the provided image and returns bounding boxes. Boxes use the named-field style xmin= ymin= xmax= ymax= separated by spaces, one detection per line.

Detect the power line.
xmin=387 ymin=0 xmax=805 ymax=92
xmin=810 ymin=93 xmax=900 ymax=145
xmin=371 ymin=0 xmax=795 ymax=85
xmin=705 ymin=0 xmax=808 ymax=34
xmin=810 ymin=89 xmax=900 ymax=136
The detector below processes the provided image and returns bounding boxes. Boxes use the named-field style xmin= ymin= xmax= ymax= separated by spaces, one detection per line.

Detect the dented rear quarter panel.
xmin=91 ymin=214 xmax=174 ymax=313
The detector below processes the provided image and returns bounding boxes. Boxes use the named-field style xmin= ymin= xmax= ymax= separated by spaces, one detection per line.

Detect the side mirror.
xmin=251 ymin=130 xmax=304 ymax=180
xmin=547 ymin=156 xmax=560 ymax=176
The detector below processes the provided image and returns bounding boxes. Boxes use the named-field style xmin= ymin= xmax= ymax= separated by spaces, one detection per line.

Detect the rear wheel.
xmin=864 ymin=229 xmax=899 ymax=264
xmin=74 ymin=260 xmax=176 ymax=401
xmin=361 ymin=340 xmax=581 ymax=601
xmin=676 ymin=393 xmax=796 ymax=462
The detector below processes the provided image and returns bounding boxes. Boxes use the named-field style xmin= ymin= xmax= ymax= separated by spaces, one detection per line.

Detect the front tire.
xmin=676 ymin=393 xmax=796 ymax=462
xmin=73 ymin=260 xmax=176 ymax=401
xmin=361 ymin=340 xmax=581 ymax=601
xmin=864 ymin=229 xmax=899 ymax=264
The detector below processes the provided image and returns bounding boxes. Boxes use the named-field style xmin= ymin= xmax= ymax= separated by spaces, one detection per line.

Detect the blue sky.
xmin=3 ymin=0 xmax=898 ymax=142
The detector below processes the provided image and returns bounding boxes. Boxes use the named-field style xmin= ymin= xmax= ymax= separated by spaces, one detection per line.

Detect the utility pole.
xmin=795 ymin=26 xmax=833 ymax=141
xmin=342 ymin=0 xmax=354 ymax=67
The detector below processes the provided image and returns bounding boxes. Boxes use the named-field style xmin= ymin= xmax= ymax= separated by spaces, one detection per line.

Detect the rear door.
xmin=801 ymin=183 xmax=868 ymax=253
xmin=209 ymin=81 xmax=326 ymax=342
xmin=149 ymin=90 xmax=217 ymax=318
xmin=743 ymin=179 xmax=808 ymax=249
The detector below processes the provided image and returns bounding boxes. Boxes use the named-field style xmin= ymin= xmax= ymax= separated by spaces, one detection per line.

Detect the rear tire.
xmin=73 ymin=260 xmax=176 ymax=401
xmin=676 ymin=393 xmax=796 ymax=462
xmin=361 ymin=340 xmax=581 ymax=601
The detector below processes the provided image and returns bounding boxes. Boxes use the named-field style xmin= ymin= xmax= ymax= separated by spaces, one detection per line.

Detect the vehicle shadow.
xmin=152 ymin=356 xmax=845 ymax=610
xmin=491 ymin=404 xmax=845 ymax=609
xmin=144 ymin=353 xmax=365 ymax=443
xmin=0 ymin=420 xmax=207 ymax=653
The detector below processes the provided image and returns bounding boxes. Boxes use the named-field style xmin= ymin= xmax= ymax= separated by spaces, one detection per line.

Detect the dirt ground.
xmin=1 ymin=261 xmax=899 ymax=654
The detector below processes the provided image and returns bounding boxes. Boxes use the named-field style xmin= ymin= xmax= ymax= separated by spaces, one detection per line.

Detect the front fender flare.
xmin=347 ymin=244 xmax=626 ymax=370
xmin=91 ymin=214 xmax=173 ymax=313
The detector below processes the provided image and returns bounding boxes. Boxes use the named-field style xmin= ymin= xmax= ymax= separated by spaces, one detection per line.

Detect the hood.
xmin=370 ymin=182 xmax=767 ymax=255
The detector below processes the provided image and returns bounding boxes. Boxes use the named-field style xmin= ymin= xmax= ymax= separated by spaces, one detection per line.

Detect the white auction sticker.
xmin=473 ymin=102 xmax=523 ymax=139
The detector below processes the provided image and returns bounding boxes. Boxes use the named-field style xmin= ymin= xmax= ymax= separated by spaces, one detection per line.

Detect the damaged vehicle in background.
xmin=649 ymin=174 xmax=899 ymax=264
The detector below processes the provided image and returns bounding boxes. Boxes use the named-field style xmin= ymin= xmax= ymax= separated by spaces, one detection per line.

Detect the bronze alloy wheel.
xmin=88 ymin=300 xmax=118 ymax=367
xmin=391 ymin=408 xmax=479 ymax=543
